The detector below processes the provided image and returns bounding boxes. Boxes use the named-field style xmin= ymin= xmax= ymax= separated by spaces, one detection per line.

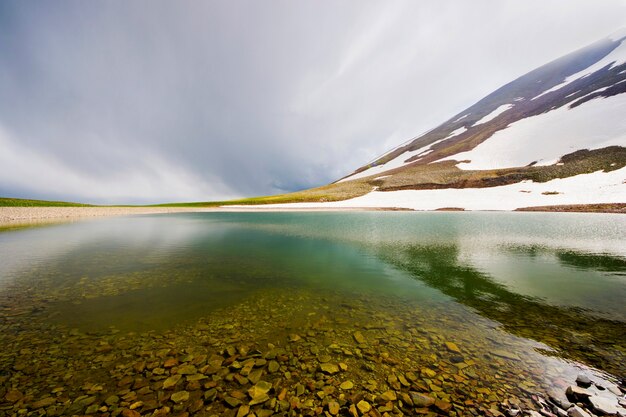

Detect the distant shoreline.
xmin=0 ymin=206 xmax=404 ymax=227
xmin=0 ymin=203 xmax=623 ymax=228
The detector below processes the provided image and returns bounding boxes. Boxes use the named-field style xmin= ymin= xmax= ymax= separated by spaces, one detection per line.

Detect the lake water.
xmin=0 ymin=212 xmax=624 ymax=416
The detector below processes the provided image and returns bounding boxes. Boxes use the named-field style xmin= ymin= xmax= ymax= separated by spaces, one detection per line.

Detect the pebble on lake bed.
xmin=1 ymin=286 xmax=625 ymax=417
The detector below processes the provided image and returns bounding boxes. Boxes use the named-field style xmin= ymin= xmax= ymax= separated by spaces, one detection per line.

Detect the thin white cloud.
xmin=0 ymin=125 xmax=234 ymax=204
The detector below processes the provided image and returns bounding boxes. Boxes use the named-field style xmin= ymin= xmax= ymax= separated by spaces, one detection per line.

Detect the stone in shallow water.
xmin=340 ymin=380 xmax=354 ymax=390
xmin=171 ymin=391 xmax=189 ymax=403
xmin=4 ymin=390 xmax=23 ymax=403
xmin=435 ymin=399 xmax=452 ymax=413
xmin=31 ymin=397 xmax=55 ymax=409
xmin=491 ymin=350 xmax=520 ymax=361
xmin=445 ymin=341 xmax=461 ymax=353
xmin=248 ymin=380 xmax=273 ymax=403
xmin=320 ymin=363 xmax=340 ymax=374
xmin=410 ymin=392 xmax=435 ymax=407
xmin=566 ymin=385 xmax=593 ymax=401
xmin=163 ymin=358 xmax=178 ymax=368
xmin=353 ymin=331 xmax=366 ymax=344
xmin=105 ymin=395 xmax=120 ymax=406
xmin=236 ymin=405 xmax=250 ymax=417
xmin=576 ymin=374 xmax=592 ymax=388
xmin=567 ymin=405 xmax=592 ymax=417
xmin=588 ymin=395 xmax=620 ymax=415
xmin=248 ymin=368 xmax=263 ymax=384
xmin=224 ymin=396 xmax=242 ymax=408
xmin=380 ymin=390 xmax=397 ymax=401
xmin=268 ymin=360 xmax=279 ymax=373
xmin=328 ymin=401 xmax=340 ymax=415
xmin=318 ymin=354 xmax=332 ymax=363
xmin=177 ymin=364 xmax=197 ymax=375
xmin=163 ymin=374 xmax=182 ymax=389
xmin=187 ymin=373 xmax=207 ymax=381
xmin=249 ymin=393 xmax=270 ymax=406
xmin=357 ymin=400 xmax=371 ymax=413
xmin=121 ymin=410 xmax=140 ymax=417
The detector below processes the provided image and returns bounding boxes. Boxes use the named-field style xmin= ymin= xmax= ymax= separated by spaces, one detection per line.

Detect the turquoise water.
xmin=0 ymin=212 xmax=624 ymax=416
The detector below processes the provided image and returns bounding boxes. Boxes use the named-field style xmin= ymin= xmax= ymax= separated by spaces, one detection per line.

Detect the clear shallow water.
xmin=0 ymin=212 xmax=624 ymax=416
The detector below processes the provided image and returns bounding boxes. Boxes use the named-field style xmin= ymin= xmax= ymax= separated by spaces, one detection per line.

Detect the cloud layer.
xmin=1 ymin=0 xmax=625 ymax=204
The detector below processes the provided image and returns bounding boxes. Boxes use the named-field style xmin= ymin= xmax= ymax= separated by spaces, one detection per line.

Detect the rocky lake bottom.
xmin=0 ymin=212 xmax=624 ymax=417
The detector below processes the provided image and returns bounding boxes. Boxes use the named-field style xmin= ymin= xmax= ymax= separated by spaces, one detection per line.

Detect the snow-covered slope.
xmin=337 ymin=136 xmax=450 ymax=182
xmin=439 ymin=92 xmax=626 ymax=169
xmin=337 ymin=30 xmax=626 ymax=186
xmin=253 ymin=167 xmax=626 ymax=211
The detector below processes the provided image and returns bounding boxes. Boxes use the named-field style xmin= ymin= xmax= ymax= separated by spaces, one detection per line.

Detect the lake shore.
xmin=0 ymin=206 xmax=403 ymax=227
xmin=0 ymin=206 xmax=211 ymax=224
xmin=1 ymin=203 xmax=623 ymax=227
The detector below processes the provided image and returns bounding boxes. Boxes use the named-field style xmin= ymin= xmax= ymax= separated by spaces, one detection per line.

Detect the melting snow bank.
xmin=237 ymin=168 xmax=626 ymax=211
xmin=440 ymin=92 xmax=626 ymax=170
xmin=472 ymin=104 xmax=514 ymax=126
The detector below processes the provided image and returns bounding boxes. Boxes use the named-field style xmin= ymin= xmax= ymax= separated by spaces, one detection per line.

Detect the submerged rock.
xmin=163 ymin=374 xmax=182 ymax=389
xmin=588 ymin=395 xmax=620 ymax=415
xmin=4 ymin=390 xmax=23 ymax=403
xmin=568 ymin=405 xmax=592 ymax=417
xmin=249 ymin=393 xmax=270 ymax=406
xmin=353 ymin=331 xmax=366 ymax=344
xmin=171 ymin=390 xmax=190 ymax=403
xmin=340 ymin=380 xmax=354 ymax=390
xmin=328 ymin=401 xmax=340 ymax=415
xmin=566 ymin=385 xmax=593 ymax=401
xmin=31 ymin=397 xmax=56 ymax=409
xmin=410 ymin=392 xmax=435 ymax=407
xmin=491 ymin=350 xmax=521 ymax=361
xmin=319 ymin=363 xmax=340 ymax=374
xmin=445 ymin=341 xmax=461 ymax=353
xmin=357 ymin=400 xmax=371 ymax=413
xmin=576 ymin=374 xmax=592 ymax=388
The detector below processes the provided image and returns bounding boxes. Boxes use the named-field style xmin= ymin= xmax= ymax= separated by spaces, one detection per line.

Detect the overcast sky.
xmin=1 ymin=1 xmax=625 ymax=204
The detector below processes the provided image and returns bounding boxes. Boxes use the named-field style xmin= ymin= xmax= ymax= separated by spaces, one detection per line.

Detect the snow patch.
xmin=531 ymin=82 xmax=571 ymax=100
xmin=339 ymin=135 xmax=453 ymax=182
xmin=453 ymin=114 xmax=468 ymax=122
xmin=374 ymin=175 xmax=390 ymax=180
xmin=444 ymin=126 xmax=467 ymax=139
xmin=438 ymin=92 xmax=626 ymax=170
xmin=570 ymin=80 xmax=626 ymax=106
xmin=249 ymin=168 xmax=626 ymax=211
xmin=571 ymin=85 xmax=612 ymax=103
xmin=472 ymin=104 xmax=514 ymax=126
xmin=339 ymin=142 xmax=438 ymax=182
xmin=531 ymin=38 xmax=626 ymax=100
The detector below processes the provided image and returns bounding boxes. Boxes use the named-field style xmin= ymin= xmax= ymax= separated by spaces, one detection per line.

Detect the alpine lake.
xmin=0 ymin=212 xmax=624 ymax=417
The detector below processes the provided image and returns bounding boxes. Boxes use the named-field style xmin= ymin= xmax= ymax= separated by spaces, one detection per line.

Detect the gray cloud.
xmin=1 ymin=0 xmax=625 ymax=204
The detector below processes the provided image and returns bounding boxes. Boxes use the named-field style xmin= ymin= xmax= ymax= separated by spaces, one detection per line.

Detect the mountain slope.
xmin=339 ymin=29 xmax=626 ymax=182
xmin=252 ymin=29 xmax=626 ymax=211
